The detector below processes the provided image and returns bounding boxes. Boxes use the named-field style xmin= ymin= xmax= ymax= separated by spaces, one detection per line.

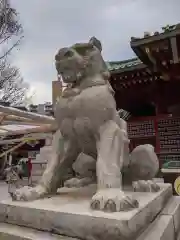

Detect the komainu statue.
xmin=12 ymin=37 xmax=160 ymax=212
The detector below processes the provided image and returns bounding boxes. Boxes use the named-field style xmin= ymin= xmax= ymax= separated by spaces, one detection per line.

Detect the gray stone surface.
xmin=161 ymin=196 xmax=180 ymax=238
xmin=178 ymin=231 xmax=180 ymax=240
xmin=0 ymin=184 xmax=172 ymax=240
xmin=137 ymin=196 xmax=180 ymax=239
xmin=0 ymin=223 xmax=76 ymax=240
xmin=137 ymin=215 xmax=175 ymax=240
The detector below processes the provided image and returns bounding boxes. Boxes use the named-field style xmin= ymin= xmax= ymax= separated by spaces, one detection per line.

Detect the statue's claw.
xmin=133 ymin=180 xmax=160 ymax=193
xmin=10 ymin=185 xmax=47 ymax=201
xmin=104 ymin=200 xmax=116 ymax=212
xmin=90 ymin=200 xmax=100 ymax=210
xmin=90 ymin=189 xmax=139 ymax=212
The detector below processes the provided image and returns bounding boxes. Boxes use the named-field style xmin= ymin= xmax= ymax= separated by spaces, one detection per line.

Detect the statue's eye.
xmin=64 ymin=50 xmax=73 ymax=58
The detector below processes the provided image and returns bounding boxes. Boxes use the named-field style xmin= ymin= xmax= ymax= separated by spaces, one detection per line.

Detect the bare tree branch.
xmin=0 ymin=0 xmax=30 ymax=106
xmin=0 ymin=35 xmax=23 ymax=60
xmin=0 ymin=0 xmax=23 ymax=58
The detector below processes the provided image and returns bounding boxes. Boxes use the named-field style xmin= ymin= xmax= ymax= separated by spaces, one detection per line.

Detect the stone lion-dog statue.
xmin=12 ymin=37 xmax=160 ymax=212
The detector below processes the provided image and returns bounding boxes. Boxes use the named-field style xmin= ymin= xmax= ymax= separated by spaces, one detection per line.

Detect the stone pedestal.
xmin=0 ymin=223 xmax=74 ymax=240
xmin=137 ymin=195 xmax=180 ymax=239
xmin=0 ymin=184 xmax=175 ymax=240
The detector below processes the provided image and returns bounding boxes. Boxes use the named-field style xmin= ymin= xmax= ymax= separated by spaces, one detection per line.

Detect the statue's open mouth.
xmin=58 ymin=67 xmax=84 ymax=85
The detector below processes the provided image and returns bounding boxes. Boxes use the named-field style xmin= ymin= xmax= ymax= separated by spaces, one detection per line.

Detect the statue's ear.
xmin=89 ymin=37 xmax=102 ymax=52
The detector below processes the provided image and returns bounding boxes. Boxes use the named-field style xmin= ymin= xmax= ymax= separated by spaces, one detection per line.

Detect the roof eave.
xmin=131 ymin=28 xmax=180 ymax=48
xmin=109 ymin=63 xmax=147 ymax=74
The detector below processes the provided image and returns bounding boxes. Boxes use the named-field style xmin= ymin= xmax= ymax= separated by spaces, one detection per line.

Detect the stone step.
xmin=37 ymin=156 xmax=51 ymax=163
xmin=31 ymin=170 xmax=45 ymax=177
xmin=137 ymin=196 xmax=180 ymax=239
xmin=0 ymin=223 xmax=77 ymax=240
xmin=32 ymin=154 xmax=49 ymax=165
xmin=32 ymin=154 xmax=40 ymax=162
xmin=31 ymin=145 xmax=53 ymax=171
xmin=40 ymin=146 xmax=52 ymax=154
xmin=31 ymin=161 xmax=47 ymax=170
xmin=36 ymin=152 xmax=51 ymax=159
xmin=31 ymin=162 xmax=47 ymax=182
xmin=39 ymin=152 xmax=52 ymax=159
xmin=37 ymin=153 xmax=51 ymax=162
xmin=137 ymin=215 xmax=175 ymax=240
xmin=161 ymin=196 xmax=180 ymax=236
xmin=32 ymin=146 xmax=52 ymax=163
xmin=31 ymin=158 xmax=47 ymax=183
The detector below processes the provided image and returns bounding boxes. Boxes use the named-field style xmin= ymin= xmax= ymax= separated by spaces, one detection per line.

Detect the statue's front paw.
xmin=133 ymin=180 xmax=160 ymax=193
xmin=11 ymin=185 xmax=47 ymax=201
xmin=90 ymin=189 xmax=139 ymax=212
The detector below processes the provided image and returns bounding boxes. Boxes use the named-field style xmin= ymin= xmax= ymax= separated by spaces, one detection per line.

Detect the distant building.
xmin=44 ymin=102 xmax=53 ymax=116
xmin=29 ymin=104 xmax=38 ymax=113
xmin=29 ymin=103 xmax=53 ymax=116
xmin=0 ymin=101 xmax=54 ymax=116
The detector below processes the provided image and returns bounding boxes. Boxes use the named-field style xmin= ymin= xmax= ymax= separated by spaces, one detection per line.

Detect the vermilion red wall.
xmin=128 ymin=115 xmax=180 ymax=167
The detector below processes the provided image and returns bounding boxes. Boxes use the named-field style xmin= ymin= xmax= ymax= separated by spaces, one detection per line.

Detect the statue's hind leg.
xmin=129 ymin=144 xmax=160 ymax=192
xmin=91 ymin=120 xmax=138 ymax=212
xmin=12 ymin=130 xmax=80 ymax=201
xmin=64 ymin=152 xmax=96 ymax=188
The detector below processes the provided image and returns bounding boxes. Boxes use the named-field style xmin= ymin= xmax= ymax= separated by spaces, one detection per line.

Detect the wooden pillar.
xmin=170 ymin=37 xmax=179 ymax=64
xmin=154 ymin=101 xmax=166 ymax=154
xmin=153 ymin=117 xmax=160 ymax=154
xmin=155 ymin=102 xmax=168 ymax=115
xmin=154 ymin=83 xmax=168 ymax=116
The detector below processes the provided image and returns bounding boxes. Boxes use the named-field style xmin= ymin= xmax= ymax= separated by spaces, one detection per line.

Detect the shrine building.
xmin=108 ymin=24 xmax=180 ymax=167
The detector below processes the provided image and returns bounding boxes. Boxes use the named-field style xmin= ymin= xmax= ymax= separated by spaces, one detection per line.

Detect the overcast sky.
xmin=10 ymin=0 xmax=180 ymax=104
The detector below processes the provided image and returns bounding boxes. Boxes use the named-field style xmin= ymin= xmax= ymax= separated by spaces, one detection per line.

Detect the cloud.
xmin=30 ymin=81 xmax=52 ymax=104
xmin=9 ymin=0 xmax=180 ymax=104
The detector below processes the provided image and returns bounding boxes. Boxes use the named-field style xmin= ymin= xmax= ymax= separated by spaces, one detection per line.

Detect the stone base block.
xmin=178 ymin=231 xmax=180 ymax=240
xmin=0 ymin=223 xmax=75 ymax=240
xmin=137 ymin=215 xmax=175 ymax=240
xmin=162 ymin=196 xmax=180 ymax=236
xmin=137 ymin=196 xmax=180 ymax=239
xmin=0 ymin=184 xmax=172 ymax=240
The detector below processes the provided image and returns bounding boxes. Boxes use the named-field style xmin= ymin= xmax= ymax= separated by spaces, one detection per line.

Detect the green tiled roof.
xmin=106 ymin=58 xmax=142 ymax=71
